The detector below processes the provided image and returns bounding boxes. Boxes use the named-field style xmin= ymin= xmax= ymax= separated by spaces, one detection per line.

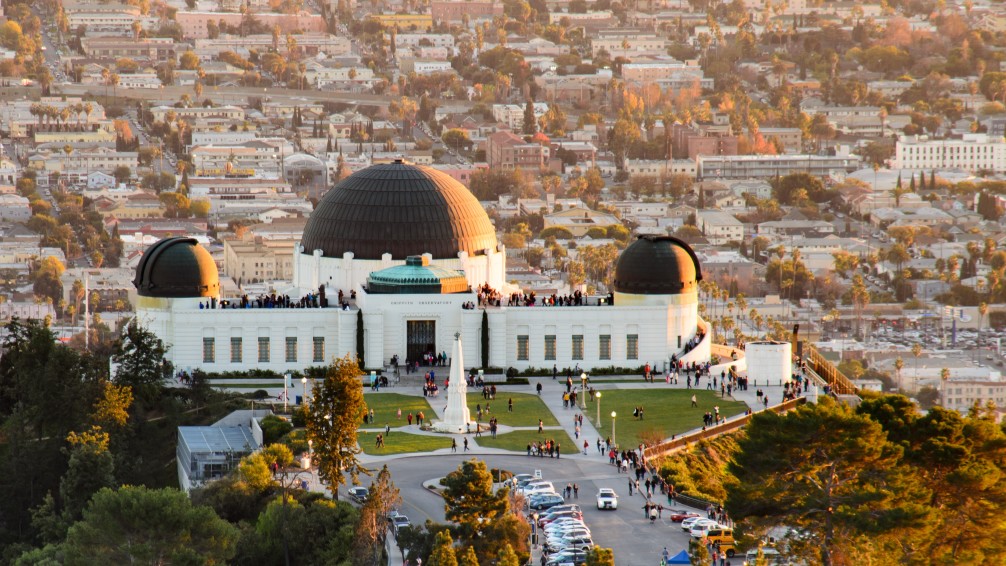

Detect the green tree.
xmin=237 ymin=496 xmax=358 ymax=565
xmin=522 ymin=100 xmax=538 ymax=135
xmin=586 ymin=547 xmax=615 ymax=566
xmin=428 ymin=530 xmax=459 ymax=566
xmin=443 ymin=459 xmax=509 ymax=541
xmin=496 ymin=543 xmax=519 ymax=566
xmin=179 ymin=50 xmax=201 ymax=70
xmin=305 ymin=355 xmax=368 ymax=499
xmin=459 ymin=546 xmax=480 ymax=566
xmin=727 ymin=397 xmax=929 ymax=566
xmin=112 ymin=321 xmax=172 ymax=402
xmin=62 ymin=486 xmax=238 ymax=565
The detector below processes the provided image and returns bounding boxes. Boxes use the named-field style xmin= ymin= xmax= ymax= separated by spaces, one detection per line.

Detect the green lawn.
xmin=363 ymin=393 xmax=434 ymax=425
xmin=474 ymin=429 xmax=578 ymax=453
xmin=466 ymin=392 xmax=559 ymax=427
xmin=358 ymin=431 xmax=454 ymax=455
xmin=585 ymin=389 xmax=748 ymax=447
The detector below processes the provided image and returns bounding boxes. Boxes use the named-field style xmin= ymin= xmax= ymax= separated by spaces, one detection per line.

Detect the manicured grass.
xmin=474 ymin=429 xmax=578 ymax=453
xmin=358 ymin=431 xmax=454 ymax=455
xmin=585 ymin=389 xmax=748 ymax=447
xmin=363 ymin=393 xmax=434 ymax=425
xmin=465 ymin=392 xmax=559 ymax=427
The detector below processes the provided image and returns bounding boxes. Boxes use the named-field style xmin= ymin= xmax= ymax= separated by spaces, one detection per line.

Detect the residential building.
xmin=79 ymin=37 xmax=177 ymax=60
xmin=893 ymin=134 xmax=1006 ymax=173
xmin=486 ymin=131 xmax=550 ymax=171
xmin=431 ymin=0 xmax=503 ymax=23
xmin=941 ymin=380 xmax=1006 ymax=415
xmin=0 ymin=194 xmax=30 ymax=222
xmin=492 ymin=103 xmax=549 ymax=131
xmin=542 ymin=207 xmax=621 ymax=237
xmin=696 ymin=152 xmax=860 ymax=180
xmin=223 ymin=235 xmax=296 ymax=284
xmin=365 ymin=13 xmax=433 ymax=31
xmin=696 ymin=210 xmax=744 ymax=245
xmin=591 ymin=34 xmax=668 ymax=57
xmin=174 ymin=11 xmax=326 ymax=40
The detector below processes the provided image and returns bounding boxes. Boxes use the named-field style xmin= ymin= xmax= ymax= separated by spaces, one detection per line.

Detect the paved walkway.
xmin=212 ymin=366 xmax=801 ymax=465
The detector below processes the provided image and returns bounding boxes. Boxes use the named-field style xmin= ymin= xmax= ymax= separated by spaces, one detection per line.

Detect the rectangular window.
xmin=230 ymin=337 xmax=242 ymax=363
xmin=517 ymin=335 xmax=529 ymax=361
xmin=544 ymin=335 xmax=556 ymax=360
xmin=313 ymin=337 xmax=325 ymax=363
xmin=572 ymin=335 xmax=584 ymax=360
xmin=258 ymin=337 xmax=270 ymax=363
xmin=285 ymin=337 xmax=297 ymax=363
xmin=202 ymin=337 xmax=215 ymax=363
xmin=627 ymin=334 xmax=639 ymax=360
xmin=599 ymin=335 xmax=611 ymax=360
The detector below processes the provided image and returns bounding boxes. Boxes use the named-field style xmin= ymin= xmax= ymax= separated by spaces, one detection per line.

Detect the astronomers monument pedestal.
xmin=432 ymin=333 xmax=474 ymax=434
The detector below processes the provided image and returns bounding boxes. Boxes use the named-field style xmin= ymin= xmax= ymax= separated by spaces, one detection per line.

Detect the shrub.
xmin=260 ymin=414 xmax=293 ymax=445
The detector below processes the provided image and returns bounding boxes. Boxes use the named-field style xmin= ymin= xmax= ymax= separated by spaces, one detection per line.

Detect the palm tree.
xmin=912 ymin=342 xmax=923 ymax=390
xmin=979 ymin=302 xmax=988 ymax=349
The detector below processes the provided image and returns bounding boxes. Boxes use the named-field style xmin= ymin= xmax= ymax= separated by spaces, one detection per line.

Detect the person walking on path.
xmin=538 ymin=419 xmax=544 ymax=433
xmin=628 ymin=478 xmax=634 ymax=496
xmin=463 ymin=437 xmax=470 ymax=451
xmin=451 ymin=438 xmax=457 ymax=452
xmin=573 ymin=483 xmax=579 ymax=498
xmin=691 ymin=394 xmax=698 ymax=407
xmin=508 ymin=398 xmax=513 ymax=412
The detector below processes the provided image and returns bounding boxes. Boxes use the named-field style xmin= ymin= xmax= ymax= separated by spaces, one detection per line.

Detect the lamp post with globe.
xmin=580 ymin=372 xmax=587 ymax=409
xmin=301 ymin=376 xmax=308 ymax=407
xmin=611 ymin=411 xmax=617 ymax=449
xmin=595 ymin=391 xmax=601 ymax=429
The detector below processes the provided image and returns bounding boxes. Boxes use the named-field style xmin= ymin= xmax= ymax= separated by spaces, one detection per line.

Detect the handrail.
xmin=804 ymin=344 xmax=857 ymax=395
xmin=643 ymin=397 xmax=806 ymax=460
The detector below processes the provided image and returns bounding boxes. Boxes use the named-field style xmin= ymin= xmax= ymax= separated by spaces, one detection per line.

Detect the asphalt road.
xmin=346 ymin=454 xmax=701 ymax=566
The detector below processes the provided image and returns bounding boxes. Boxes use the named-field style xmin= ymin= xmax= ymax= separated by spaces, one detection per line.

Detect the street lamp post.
xmin=301 ymin=376 xmax=308 ymax=407
xmin=580 ymin=372 xmax=587 ymax=409
xmin=595 ymin=391 xmax=601 ymax=429
xmin=283 ymin=373 xmax=290 ymax=413
xmin=611 ymin=411 xmax=617 ymax=448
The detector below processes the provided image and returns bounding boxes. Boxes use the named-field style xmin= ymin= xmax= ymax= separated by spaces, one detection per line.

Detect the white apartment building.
xmin=893 ymin=134 xmax=1006 ymax=173
xmin=941 ymin=380 xmax=1006 ymax=415
xmin=591 ymin=35 xmax=668 ymax=57
xmin=696 ymin=210 xmax=744 ymax=245
xmin=492 ymin=103 xmax=549 ymax=131
xmin=394 ymin=33 xmax=454 ymax=49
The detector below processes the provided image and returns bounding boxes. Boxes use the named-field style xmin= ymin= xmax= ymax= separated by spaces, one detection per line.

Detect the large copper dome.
xmin=133 ymin=237 xmax=220 ymax=298
xmin=301 ymin=162 xmax=498 ymax=260
xmin=613 ymin=236 xmax=702 ymax=295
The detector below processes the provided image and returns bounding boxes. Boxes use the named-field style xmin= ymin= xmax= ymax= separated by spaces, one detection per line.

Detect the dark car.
xmin=348 ymin=487 xmax=369 ymax=503
xmin=529 ymin=493 xmax=566 ymax=510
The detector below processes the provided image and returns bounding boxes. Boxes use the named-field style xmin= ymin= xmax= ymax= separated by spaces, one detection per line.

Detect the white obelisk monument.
xmin=434 ymin=333 xmax=473 ymax=433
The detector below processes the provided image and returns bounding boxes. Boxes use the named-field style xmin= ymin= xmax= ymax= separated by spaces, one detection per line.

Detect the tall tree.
xmin=61 ymin=486 xmax=239 ymax=564
xmin=442 ymin=459 xmax=509 ymax=541
xmin=522 ymin=100 xmax=537 ymax=135
xmin=305 ymin=355 xmax=368 ymax=500
xmin=111 ymin=321 xmax=172 ymax=402
xmin=428 ymin=530 xmax=459 ymax=566
xmin=727 ymin=397 xmax=929 ymax=566
xmin=354 ymin=465 xmax=401 ymax=565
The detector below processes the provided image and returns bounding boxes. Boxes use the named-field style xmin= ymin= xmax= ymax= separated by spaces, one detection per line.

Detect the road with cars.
xmin=347 ymin=454 xmax=704 ymax=566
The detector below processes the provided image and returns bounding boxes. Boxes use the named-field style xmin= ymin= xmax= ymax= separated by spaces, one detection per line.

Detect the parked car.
xmin=390 ymin=514 xmax=411 ymax=534
xmin=669 ymin=509 xmax=701 ymax=522
xmin=348 ymin=487 xmax=368 ymax=503
xmin=595 ymin=488 xmax=618 ymax=510
xmin=529 ymin=493 xmax=565 ymax=510
xmin=683 ymin=518 xmax=719 ymax=534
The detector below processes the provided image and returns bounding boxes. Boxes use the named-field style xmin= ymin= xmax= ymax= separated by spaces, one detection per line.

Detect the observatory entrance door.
xmin=407 ymin=320 xmax=436 ymax=365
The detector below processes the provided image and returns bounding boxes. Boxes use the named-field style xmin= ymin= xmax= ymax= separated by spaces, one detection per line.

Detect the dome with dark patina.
xmin=613 ymin=236 xmax=702 ymax=295
xmin=301 ymin=162 xmax=498 ymax=260
xmin=133 ymin=237 xmax=220 ymax=298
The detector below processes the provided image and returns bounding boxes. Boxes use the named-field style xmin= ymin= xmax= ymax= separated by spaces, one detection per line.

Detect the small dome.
xmin=367 ymin=256 xmax=469 ymax=294
xmin=613 ymin=236 xmax=702 ymax=295
xmin=133 ymin=237 xmax=220 ymax=298
xmin=300 ymin=162 xmax=498 ymax=260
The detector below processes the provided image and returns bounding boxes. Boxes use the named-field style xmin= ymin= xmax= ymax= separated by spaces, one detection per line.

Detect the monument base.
xmin=430 ymin=420 xmax=479 ymax=434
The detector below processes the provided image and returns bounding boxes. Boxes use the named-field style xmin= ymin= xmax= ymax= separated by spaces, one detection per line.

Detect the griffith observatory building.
xmin=133 ymin=162 xmax=714 ymax=374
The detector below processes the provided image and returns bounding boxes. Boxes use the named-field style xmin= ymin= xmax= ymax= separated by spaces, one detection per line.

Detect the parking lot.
xmin=368 ymin=454 xmax=705 ymax=566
